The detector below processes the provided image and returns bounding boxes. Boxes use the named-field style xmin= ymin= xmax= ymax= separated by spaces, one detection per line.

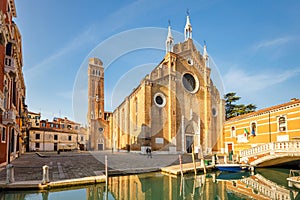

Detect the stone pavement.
xmin=0 ymin=151 xmax=195 ymax=183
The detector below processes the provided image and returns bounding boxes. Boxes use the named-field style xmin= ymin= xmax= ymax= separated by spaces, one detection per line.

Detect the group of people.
xmin=146 ymin=147 xmax=152 ymax=158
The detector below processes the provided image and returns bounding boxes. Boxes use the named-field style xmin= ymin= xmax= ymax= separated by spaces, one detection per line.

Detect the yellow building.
xmin=88 ymin=14 xmax=225 ymax=154
xmin=220 ymin=98 xmax=300 ymax=155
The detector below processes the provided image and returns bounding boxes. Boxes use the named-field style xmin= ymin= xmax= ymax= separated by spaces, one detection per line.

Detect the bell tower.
xmin=87 ymin=58 xmax=105 ymax=150
xmin=87 ymin=57 xmax=104 ymax=122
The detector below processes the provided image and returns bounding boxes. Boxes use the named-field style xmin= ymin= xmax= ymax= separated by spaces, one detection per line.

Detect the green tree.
xmin=224 ymin=92 xmax=241 ymax=119
xmin=224 ymin=92 xmax=257 ymax=119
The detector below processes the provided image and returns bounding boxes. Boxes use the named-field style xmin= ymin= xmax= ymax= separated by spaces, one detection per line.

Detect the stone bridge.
xmin=241 ymin=174 xmax=300 ymax=200
xmin=240 ymin=141 xmax=300 ymax=167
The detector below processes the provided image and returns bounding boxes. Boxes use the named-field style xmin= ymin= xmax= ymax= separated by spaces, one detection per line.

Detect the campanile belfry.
xmin=87 ymin=58 xmax=106 ymax=150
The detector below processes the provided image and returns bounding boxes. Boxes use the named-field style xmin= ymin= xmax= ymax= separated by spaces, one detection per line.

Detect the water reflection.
xmin=1 ymin=168 xmax=300 ymax=200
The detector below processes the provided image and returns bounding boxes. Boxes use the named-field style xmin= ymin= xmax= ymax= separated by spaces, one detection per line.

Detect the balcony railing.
xmin=0 ymin=91 xmax=4 ymax=112
xmin=4 ymin=55 xmax=16 ymax=74
xmin=2 ymin=109 xmax=16 ymax=125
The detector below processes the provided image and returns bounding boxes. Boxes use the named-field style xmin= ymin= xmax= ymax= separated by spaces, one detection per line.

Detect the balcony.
xmin=0 ymin=91 xmax=4 ymax=112
xmin=2 ymin=109 xmax=16 ymax=125
xmin=4 ymin=55 xmax=16 ymax=74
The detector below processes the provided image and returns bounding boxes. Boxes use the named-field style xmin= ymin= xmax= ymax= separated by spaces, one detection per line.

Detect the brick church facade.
xmin=87 ymin=14 xmax=225 ymax=154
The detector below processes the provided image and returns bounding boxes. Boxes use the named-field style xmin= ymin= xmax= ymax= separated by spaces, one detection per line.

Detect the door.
xmin=54 ymin=143 xmax=57 ymax=151
xmin=98 ymin=143 xmax=103 ymax=150
xmin=186 ymin=135 xmax=193 ymax=153
xmin=227 ymin=143 xmax=233 ymax=153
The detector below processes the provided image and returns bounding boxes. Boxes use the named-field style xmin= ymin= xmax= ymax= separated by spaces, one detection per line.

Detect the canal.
xmin=1 ymin=168 xmax=299 ymax=200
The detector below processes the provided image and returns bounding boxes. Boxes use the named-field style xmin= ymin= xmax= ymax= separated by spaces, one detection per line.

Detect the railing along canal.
xmin=240 ymin=141 xmax=300 ymax=157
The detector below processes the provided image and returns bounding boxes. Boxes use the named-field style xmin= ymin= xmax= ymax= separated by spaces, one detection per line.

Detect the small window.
xmin=36 ymin=133 xmax=40 ymax=140
xmin=231 ymin=126 xmax=236 ymax=137
xmin=61 ymin=124 xmax=65 ymax=129
xmin=54 ymin=135 xmax=58 ymax=140
xmin=81 ymin=136 xmax=84 ymax=142
xmin=35 ymin=143 xmax=40 ymax=148
xmin=187 ymin=58 xmax=193 ymax=65
xmin=251 ymin=122 xmax=257 ymax=136
xmin=56 ymin=124 xmax=59 ymax=128
xmin=278 ymin=116 xmax=286 ymax=132
xmin=42 ymin=123 xmax=46 ymax=127
xmin=154 ymin=93 xmax=166 ymax=108
xmin=1 ymin=127 xmax=6 ymax=142
xmin=50 ymin=124 xmax=54 ymax=128
xmin=68 ymin=135 xmax=72 ymax=141
xmin=212 ymin=107 xmax=217 ymax=117
xmin=67 ymin=125 xmax=72 ymax=130
xmin=75 ymin=126 xmax=78 ymax=130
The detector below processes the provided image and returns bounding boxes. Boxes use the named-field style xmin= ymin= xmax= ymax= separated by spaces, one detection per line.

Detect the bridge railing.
xmin=240 ymin=174 xmax=292 ymax=200
xmin=240 ymin=141 xmax=300 ymax=157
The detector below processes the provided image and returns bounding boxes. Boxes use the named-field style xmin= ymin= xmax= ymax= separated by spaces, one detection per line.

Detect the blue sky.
xmin=14 ymin=0 xmax=300 ymax=125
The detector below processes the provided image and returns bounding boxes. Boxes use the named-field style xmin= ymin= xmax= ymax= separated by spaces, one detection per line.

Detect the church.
xmin=87 ymin=14 xmax=225 ymax=155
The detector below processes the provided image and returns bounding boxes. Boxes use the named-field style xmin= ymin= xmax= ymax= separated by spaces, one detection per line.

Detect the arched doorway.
xmin=97 ymin=138 xmax=104 ymax=150
xmin=185 ymin=124 xmax=195 ymax=153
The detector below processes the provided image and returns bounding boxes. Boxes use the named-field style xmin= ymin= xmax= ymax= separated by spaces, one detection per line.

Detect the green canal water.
xmin=1 ymin=168 xmax=300 ymax=200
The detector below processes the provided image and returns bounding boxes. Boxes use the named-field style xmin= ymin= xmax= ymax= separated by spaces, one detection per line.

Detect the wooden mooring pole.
xmin=105 ymin=155 xmax=108 ymax=200
xmin=179 ymin=154 xmax=183 ymax=177
xmin=192 ymin=146 xmax=197 ymax=175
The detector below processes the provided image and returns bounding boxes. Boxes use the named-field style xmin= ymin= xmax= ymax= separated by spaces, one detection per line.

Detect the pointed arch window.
xmin=91 ymin=111 xmax=94 ymax=119
xmin=135 ymin=98 xmax=138 ymax=130
xmin=99 ymin=109 xmax=102 ymax=119
xmin=1 ymin=127 xmax=6 ymax=143
xmin=121 ymin=109 xmax=125 ymax=134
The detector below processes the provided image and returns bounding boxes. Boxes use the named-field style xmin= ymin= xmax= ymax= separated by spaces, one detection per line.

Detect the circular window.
xmin=187 ymin=59 xmax=193 ymax=65
xmin=154 ymin=93 xmax=166 ymax=107
xmin=182 ymin=73 xmax=198 ymax=93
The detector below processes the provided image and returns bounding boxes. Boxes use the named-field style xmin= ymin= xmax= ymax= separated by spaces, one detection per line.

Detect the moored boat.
xmin=215 ymin=163 xmax=249 ymax=172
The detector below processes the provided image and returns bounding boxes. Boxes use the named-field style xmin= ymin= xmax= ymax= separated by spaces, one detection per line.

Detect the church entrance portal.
xmin=185 ymin=123 xmax=195 ymax=153
xmin=186 ymin=135 xmax=193 ymax=153
xmin=98 ymin=143 xmax=103 ymax=150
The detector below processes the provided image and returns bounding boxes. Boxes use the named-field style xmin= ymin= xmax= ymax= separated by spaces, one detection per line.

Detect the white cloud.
xmin=223 ymin=67 xmax=300 ymax=93
xmin=252 ymin=36 xmax=294 ymax=51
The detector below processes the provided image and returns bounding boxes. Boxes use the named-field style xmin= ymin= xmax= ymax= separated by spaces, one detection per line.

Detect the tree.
xmin=224 ymin=92 xmax=257 ymax=119
xmin=224 ymin=92 xmax=241 ymax=119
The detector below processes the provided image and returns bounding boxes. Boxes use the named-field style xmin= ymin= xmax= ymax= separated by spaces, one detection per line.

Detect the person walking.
xmin=146 ymin=147 xmax=152 ymax=158
xmin=148 ymin=148 xmax=152 ymax=158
